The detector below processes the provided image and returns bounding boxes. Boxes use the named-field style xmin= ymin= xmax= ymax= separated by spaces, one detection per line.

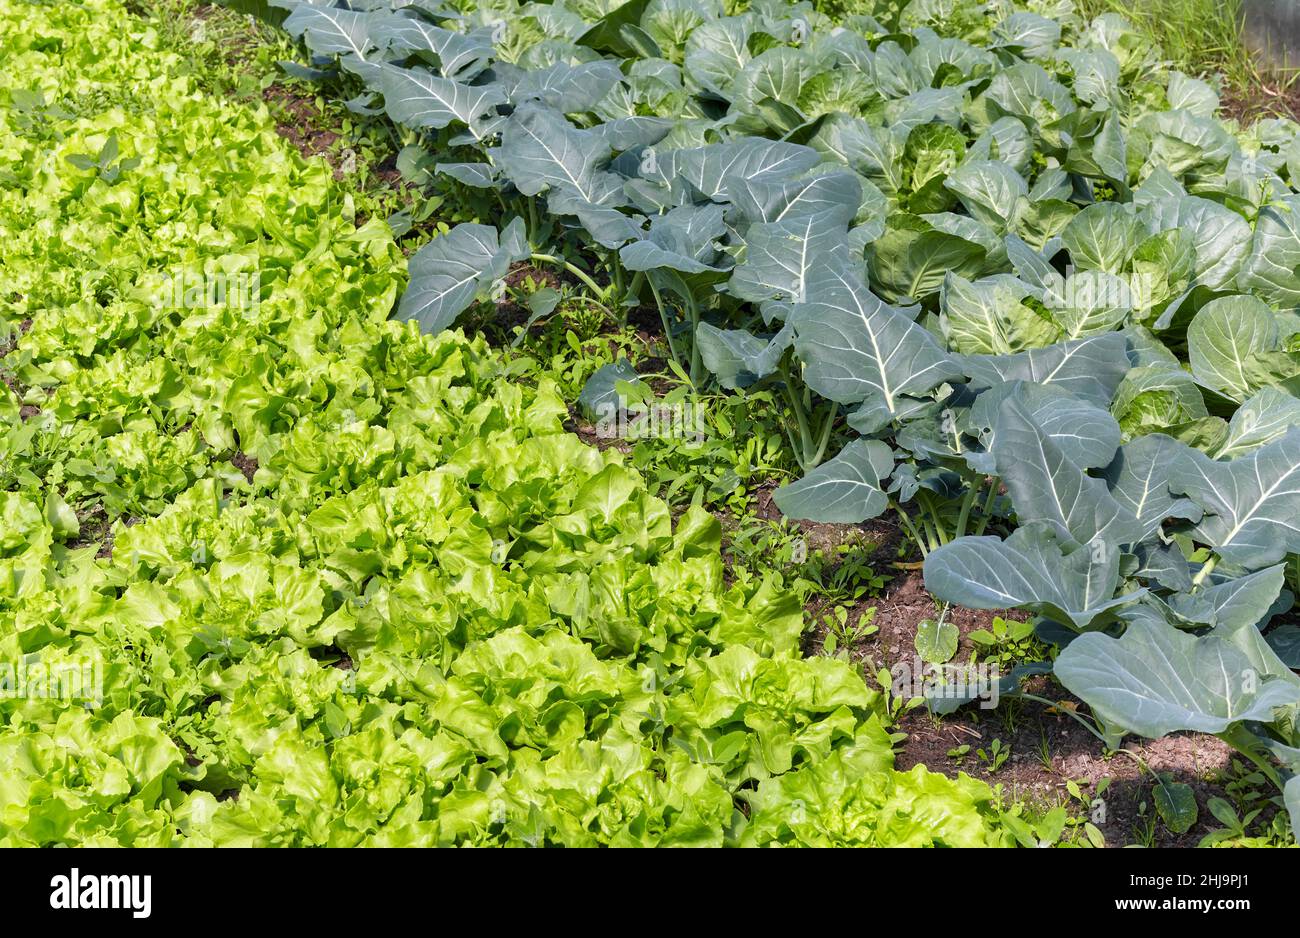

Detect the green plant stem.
xmin=779 ymin=361 xmax=815 ymax=466
xmin=610 ymin=252 xmax=624 ymax=298
xmin=807 ymin=403 xmax=835 ymax=468
xmin=1019 ymin=693 xmax=1111 ymax=745
xmin=646 ymin=277 xmax=682 ymax=370
xmin=529 ymin=253 xmax=606 ymax=300
xmin=972 ymin=480 xmax=1000 ymax=537
xmin=917 ymin=506 xmax=942 ymax=554
xmin=893 ymin=503 xmax=932 ymax=557
xmin=526 ymin=195 xmax=540 ymax=245
xmin=785 ymin=384 xmax=813 ymax=463
xmin=954 ymin=475 xmax=984 ymax=541
xmin=625 ymin=269 xmax=644 ymax=303
xmin=620 ymin=268 xmax=644 ymax=332
xmin=607 ymin=253 xmax=627 ymax=329
xmin=917 ymin=490 xmax=947 ymax=547
xmin=683 ymin=292 xmax=702 ymax=385
xmin=1191 ymin=555 xmax=1218 ymax=589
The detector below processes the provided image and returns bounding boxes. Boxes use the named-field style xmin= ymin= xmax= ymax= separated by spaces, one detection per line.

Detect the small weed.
xmin=968 ymin=615 xmax=1046 ymax=669
xmin=820 ymin=605 xmax=878 ymax=659
xmin=1059 ymin=778 xmax=1110 ymax=847
xmin=977 ymin=738 xmax=1011 ymax=773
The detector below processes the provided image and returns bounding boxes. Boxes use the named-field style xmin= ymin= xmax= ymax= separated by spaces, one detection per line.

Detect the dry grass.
xmin=1077 ymin=0 xmax=1300 ymax=115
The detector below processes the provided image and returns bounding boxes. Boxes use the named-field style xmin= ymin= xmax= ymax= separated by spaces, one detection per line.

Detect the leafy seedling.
xmin=1152 ymin=771 xmax=1198 ymax=834
xmin=65 ymin=133 xmax=140 ymax=183
xmin=976 ymin=738 xmax=1010 ymax=772
xmin=914 ymin=606 xmax=958 ymax=664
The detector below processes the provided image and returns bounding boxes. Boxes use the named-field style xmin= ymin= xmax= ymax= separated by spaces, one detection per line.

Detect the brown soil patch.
xmin=373 ymin=152 xmax=403 ymax=190
xmin=230 ymin=451 xmax=258 ymax=484
xmin=488 ymin=264 xmax=568 ymax=334
xmin=830 ymin=569 xmax=1260 ymax=846
xmin=261 ymin=85 xmax=345 ymax=178
xmin=565 ymin=410 xmax=634 ymax=454
xmin=858 ymin=567 xmax=1021 ymax=668
xmin=504 ymin=262 xmax=561 ymax=293
xmin=67 ymin=506 xmax=138 ymax=560
xmin=895 ymin=697 xmax=1241 ymax=847
xmin=752 ymin=483 xmax=902 ymax=559
xmin=1220 ymin=78 xmax=1300 ymax=123
xmin=67 ymin=504 xmax=113 ymax=558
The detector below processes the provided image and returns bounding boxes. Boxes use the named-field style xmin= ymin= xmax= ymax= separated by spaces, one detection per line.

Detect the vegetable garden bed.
xmin=0 ymin=0 xmax=1033 ymax=847
xmin=4 ymin=0 xmax=1300 ymax=848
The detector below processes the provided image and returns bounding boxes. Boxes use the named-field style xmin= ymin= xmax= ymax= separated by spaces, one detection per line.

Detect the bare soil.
xmin=229 ymin=451 xmax=258 ymax=484
xmin=67 ymin=506 xmax=138 ymax=560
xmin=1220 ymin=78 xmax=1300 ymax=123
xmin=261 ymin=85 xmax=344 ymax=179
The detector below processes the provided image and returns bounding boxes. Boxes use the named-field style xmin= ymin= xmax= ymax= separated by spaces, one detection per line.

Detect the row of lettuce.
xmin=0 ymin=0 xmax=1042 ymax=845
xmin=266 ymin=0 xmax=1300 ymax=834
